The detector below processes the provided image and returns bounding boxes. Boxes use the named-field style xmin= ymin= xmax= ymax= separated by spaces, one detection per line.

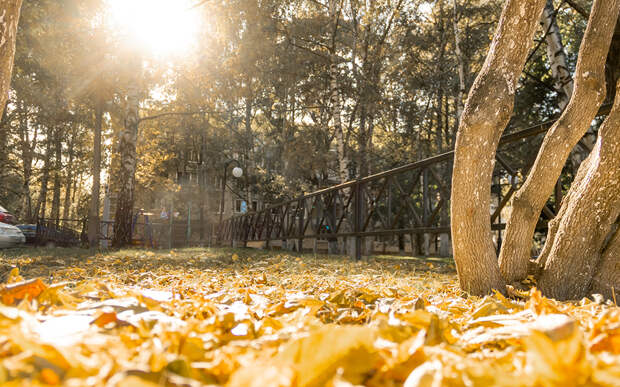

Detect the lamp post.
xmin=218 ymin=159 xmax=243 ymax=240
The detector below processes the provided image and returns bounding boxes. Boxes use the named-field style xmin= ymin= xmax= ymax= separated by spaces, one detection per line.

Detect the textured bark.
xmin=113 ymin=60 xmax=141 ymax=248
xmin=50 ymin=126 xmax=63 ymax=222
xmin=62 ymin=128 xmax=76 ymax=221
xmin=538 ymin=79 xmax=620 ymax=300
xmin=88 ymin=93 xmax=104 ymax=247
xmin=498 ymin=0 xmax=620 ymax=284
xmin=450 ymin=0 xmax=546 ymax=296
xmin=0 ymin=0 xmax=22 ymax=119
xmin=329 ymin=0 xmax=348 ymax=184
xmin=541 ymin=0 xmax=573 ymax=110
xmin=452 ymin=0 xmax=465 ymax=121
xmin=35 ymin=139 xmax=51 ymax=221
xmin=590 ymin=227 xmax=620 ymax=300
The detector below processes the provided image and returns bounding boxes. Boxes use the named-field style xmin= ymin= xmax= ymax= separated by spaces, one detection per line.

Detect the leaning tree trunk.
xmin=450 ymin=0 xmax=546 ymax=296
xmin=537 ymin=79 xmax=620 ymax=300
xmin=112 ymin=74 xmax=141 ymax=248
xmin=590 ymin=224 xmax=620 ymax=300
xmin=0 ymin=0 xmax=22 ymax=119
xmin=498 ymin=0 xmax=620 ymax=284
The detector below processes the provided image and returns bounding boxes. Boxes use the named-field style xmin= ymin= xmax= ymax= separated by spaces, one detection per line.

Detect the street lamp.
xmin=218 ymin=159 xmax=243 ymax=235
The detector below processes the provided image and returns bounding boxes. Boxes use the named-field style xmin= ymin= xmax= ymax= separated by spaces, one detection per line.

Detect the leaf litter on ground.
xmin=0 ymin=247 xmax=617 ymax=386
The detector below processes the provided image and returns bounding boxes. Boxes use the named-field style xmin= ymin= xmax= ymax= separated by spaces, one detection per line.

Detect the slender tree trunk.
xmin=18 ymin=104 xmax=36 ymax=221
xmin=329 ymin=0 xmax=348 ymax=184
xmin=62 ymin=128 xmax=75 ymax=221
xmin=0 ymin=0 xmax=22 ymax=119
xmin=498 ymin=0 xmax=620 ymax=284
xmin=538 ymin=79 xmax=620 ymax=300
xmin=541 ymin=0 xmax=573 ymax=110
xmin=113 ymin=58 xmax=141 ymax=248
xmin=89 ymin=92 xmax=104 ymax=247
xmin=450 ymin=0 xmax=546 ymax=296
xmin=50 ymin=126 xmax=63 ymax=222
xmin=452 ymin=0 xmax=466 ymax=121
xmin=35 ymin=138 xmax=52 ymax=221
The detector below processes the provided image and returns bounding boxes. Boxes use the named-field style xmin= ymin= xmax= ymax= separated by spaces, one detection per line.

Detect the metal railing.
xmin=219 ymin=104 xmax=612 ymax=260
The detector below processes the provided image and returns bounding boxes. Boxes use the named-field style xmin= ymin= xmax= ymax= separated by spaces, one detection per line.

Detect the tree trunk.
xmin=538 ymin=79 xmax=620 ymax=300
xmin=452 ymin=0 xmax=466 ymax=121
xmin=0 ymin=0 xmax=22 ymax=118
xmin=35 ymin=138 xmax=51 ymax=221
xmin=88 ymin=92 xmax=104 ymax=247
xmin=590 ymin=224 xmax=620 ymax=300
xmin=62 ymin=127 xmax=75 ymax=221
xmin=328 ymin=0 xmax=348 ymax=184
xmin=450 ymin=0 xmax=546 ymax=296
xmin=541 ymin=0 xmax=573 ymax=110
xmin=498 ymin=0 xmax=620 ymax=284
xmin=113 ymin=59 xmax=141 ymax=248
xmin=50 ymin=126 xmax=63 ymax=222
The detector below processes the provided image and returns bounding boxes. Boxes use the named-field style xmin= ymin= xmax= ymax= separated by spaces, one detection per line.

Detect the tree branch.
xmin=565 ymin=0 xmax=589 ymax=18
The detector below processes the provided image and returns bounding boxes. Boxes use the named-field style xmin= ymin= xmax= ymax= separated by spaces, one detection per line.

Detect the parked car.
xmin=0 ymin=205 xmax=15 ymax=224
xmin=16 ymin=224 xmax=37 ymax=244
xmin=0 ymin=222 xmax=25 ymax=248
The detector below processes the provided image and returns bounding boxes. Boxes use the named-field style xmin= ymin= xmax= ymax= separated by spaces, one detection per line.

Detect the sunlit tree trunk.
xmin=18 ymin=101 xmax=36 ymax=221
xmin=89 ymin=91 xmax=104 ymax=247
xmin=113 ymin=60 xmax=141 ymax=248
xmin=50 ymin=125 xmax=63 ymax=222
xmin=450 ymin=0 xmax=546 ymax=296
xmin=35 ymin=137 xmax=51 ymax=221
xmin=62 ymin=126 xmax=76 ymax=221
xmin=538 ymin=79 xmax=620 ymax=299
xmin=452 ymin=0 xmax=465 ymax=121
xmin=498 ymin=0 xmax=619 ymax=284
xmin=590 ymin=224 xmax=620 ymax=300
xmin=0 ymin=0 xmax=22 ymax=119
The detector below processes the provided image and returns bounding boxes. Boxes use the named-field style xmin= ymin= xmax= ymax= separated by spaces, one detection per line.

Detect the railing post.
xmin=351 ymin=180 xmax=362 ymax=261
xmin=298 ymin=199 xmax=305 ymax=252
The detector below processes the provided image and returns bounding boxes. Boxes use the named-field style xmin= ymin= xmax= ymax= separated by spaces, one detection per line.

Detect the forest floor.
xmin=0 ymin=247 xmax=618 ymax=386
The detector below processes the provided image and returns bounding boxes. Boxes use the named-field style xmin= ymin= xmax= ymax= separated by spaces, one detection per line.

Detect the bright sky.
xmin=106 ymin=0 xmax=202 ymax=57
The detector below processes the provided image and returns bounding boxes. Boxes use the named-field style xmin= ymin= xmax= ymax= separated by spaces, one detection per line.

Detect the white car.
xmin=0 ymin=222 xmax=26 ymax=248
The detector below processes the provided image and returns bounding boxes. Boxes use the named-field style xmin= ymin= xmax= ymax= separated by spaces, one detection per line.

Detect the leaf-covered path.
xmin=0 ymin=248 xmax=618 ymax=386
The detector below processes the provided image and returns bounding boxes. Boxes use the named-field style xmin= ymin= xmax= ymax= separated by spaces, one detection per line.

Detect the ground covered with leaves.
xmin=0 ymin=248 xmax=618 ymax=386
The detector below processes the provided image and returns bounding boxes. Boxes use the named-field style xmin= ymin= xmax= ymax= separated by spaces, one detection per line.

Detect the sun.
xmin=106 ymin=0 xmax=201 ymax=57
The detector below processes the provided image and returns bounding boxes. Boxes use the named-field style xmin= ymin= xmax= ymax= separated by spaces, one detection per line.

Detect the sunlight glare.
xmin=106 ymin=0 xmax=201 ymax=57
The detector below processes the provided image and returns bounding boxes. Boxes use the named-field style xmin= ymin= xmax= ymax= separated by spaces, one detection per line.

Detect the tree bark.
xmin=88 ymin=91 xmax=104 ymax=247
xmin=50 ymin=126 xmax=63 ymax=222
xmin=498 ymin=0 xmax=620 ymax=284
xmin=452 ymin=0 xmax=466 ymax=121
xmin=113 ymin=59 xmax=141 ymax=248
xmin=590 ymin=225 xmax=620 ymax=300
xmin=541 ymin=0 xmax=573 ymax=110
xmin=328 ymin=0 xmax=348 ymax=184
xmin=0 ymin=0 xmax=22 ymax=119
xmin=538 ymin=79 xmax=620 ymax=300
xmin=451 ymin=0 xmax=546 ymax=296
xmin=62 ymin=127 xmax=76 ymax=221
xmin=35 ymin=137 xmax=51 ymax=221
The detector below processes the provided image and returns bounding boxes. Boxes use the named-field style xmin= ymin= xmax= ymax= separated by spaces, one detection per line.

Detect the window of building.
xmin=234 ymin=199 xmax=243 ymax=214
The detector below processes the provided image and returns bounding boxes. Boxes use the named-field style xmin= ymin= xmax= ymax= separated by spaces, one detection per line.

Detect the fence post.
xmin=351 ymin=180 xmax=362 ymax=261
xmin=298 ymin=199 xmax=305 ymax=252
xmin=169 ymin=200 xmax=174 ymax=250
